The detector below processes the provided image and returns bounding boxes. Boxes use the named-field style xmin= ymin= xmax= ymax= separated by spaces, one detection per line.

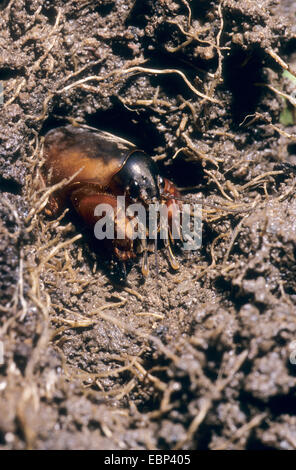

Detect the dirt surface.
xmin=1 ymin=0 xmax=296 ymax=450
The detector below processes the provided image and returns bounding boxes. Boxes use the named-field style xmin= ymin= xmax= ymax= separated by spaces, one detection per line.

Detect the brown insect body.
xmin=43 ymin=125 xmax=181 ymax=280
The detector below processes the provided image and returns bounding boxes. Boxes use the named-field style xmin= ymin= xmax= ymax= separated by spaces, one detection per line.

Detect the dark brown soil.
xmin=1 ymin=0 xmax=296 ymax=450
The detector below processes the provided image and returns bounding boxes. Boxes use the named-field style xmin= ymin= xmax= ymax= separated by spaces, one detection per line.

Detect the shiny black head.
xmin=114 ymin=151 xmax=160 ymax=203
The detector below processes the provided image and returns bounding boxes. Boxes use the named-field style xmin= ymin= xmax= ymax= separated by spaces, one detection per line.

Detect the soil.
xmin=1 ymin=0 xmax=296 ymax=450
